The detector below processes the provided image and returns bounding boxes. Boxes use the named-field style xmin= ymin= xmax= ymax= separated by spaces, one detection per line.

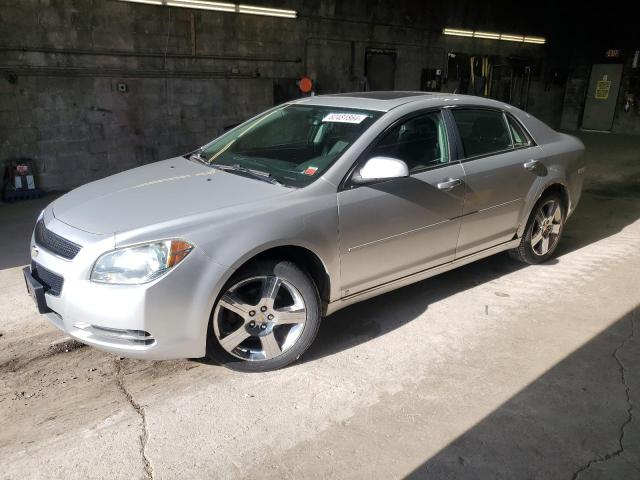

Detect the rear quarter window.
xmin=506 ymin=114 xmax=534 ymax=147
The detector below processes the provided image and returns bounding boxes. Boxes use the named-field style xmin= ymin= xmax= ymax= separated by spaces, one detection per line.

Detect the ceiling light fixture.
xmin=118 ymin=0 xmax=297 ymax=18
xmin=443 ymin=28 xmax=474 ymax=38
xmin=523 ymin=36 xmax=546 ymax=45
xmin=473 ymin=31 xmax=500 ymax=40
xmin=237 ymin=4 xmax=297 ymax=18
xmin=166 ymin=0 xmax=236 ymax=12
xmin=500 ymin=34 xmax=525 ymax=42
xmin=121 ymin=0 xmax=163 ymax=4
xmin=444 ymin=27 xmax=546 ymax=45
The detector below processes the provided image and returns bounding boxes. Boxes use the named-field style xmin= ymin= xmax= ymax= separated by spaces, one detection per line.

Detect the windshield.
xmin=197 ymin=104 xmax=382 ymax=188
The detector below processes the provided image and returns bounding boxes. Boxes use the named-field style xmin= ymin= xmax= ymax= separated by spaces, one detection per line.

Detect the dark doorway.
xmin=273 ymin=78 xmax=301 ymax=105
xmin=365 ymin=48 xmax=396 ymax=91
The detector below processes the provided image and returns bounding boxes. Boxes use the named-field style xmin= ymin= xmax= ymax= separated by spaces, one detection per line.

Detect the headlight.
xmin=91 ymin=240 xmax=193 ymax=285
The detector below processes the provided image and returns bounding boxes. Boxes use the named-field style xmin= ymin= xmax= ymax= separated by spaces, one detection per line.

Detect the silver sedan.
xmin=24 ymin=91 xmax=585 ymax=371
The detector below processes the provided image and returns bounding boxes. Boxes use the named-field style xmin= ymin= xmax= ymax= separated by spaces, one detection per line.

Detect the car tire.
xmin=509 ymin=192 xmax=566 ymax=265
xmin=206 ymin=259 xmax=321 ymax=372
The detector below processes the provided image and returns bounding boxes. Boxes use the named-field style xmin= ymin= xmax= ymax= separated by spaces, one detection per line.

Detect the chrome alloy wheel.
xmin=213 ymin=276 xmax=307 ymax=361
xmin=531 ymin=199 xmax=563 ymax=256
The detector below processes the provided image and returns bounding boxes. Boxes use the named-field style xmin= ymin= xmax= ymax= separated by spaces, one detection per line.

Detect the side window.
xmin=451 ymin=109 xmax=512 ymax=158
xmin=506 ymin=114 xmax=533 ymax=148
xmin=369 ymin=111 xmax=450 ymax=173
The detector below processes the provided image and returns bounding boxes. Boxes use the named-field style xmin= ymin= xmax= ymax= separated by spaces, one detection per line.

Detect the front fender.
xmin=197 ymin=191 xmax=341 ymax=304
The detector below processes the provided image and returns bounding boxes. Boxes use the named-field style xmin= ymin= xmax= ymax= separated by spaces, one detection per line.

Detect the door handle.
xmin=524 ymin=160 xmax=540 ymax=171
xmin=437 ymin=178 xmax=462 ymax=191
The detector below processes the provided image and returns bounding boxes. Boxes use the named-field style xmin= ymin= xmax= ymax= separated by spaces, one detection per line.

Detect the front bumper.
xmin=23 ymin=265 xmax=52 ymax=314
xmin=28 ymin=212 xmax=229 ymax=360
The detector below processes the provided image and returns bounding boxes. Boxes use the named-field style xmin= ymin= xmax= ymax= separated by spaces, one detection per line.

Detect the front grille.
xmin=31 ymin=261 xmax=64 ymax=296
xmin=34 ymin=220 xmax=82 ymax=260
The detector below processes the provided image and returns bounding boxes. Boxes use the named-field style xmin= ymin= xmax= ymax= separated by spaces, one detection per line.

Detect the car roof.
xmin=290 ymin=91 xmax=508 ymax=112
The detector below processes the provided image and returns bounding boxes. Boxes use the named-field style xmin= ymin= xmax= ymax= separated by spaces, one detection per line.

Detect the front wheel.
xmin=206 ymin=260 xmax=321 ymax=372
xmin=509 ymin=193 xmax=566 ymax=265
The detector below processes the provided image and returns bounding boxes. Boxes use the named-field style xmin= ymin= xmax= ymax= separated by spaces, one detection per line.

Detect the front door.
xmin=337 ymin=111 xmax=465 ymax=296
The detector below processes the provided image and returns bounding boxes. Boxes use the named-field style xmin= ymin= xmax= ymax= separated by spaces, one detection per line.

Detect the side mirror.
xmin=352 ymin=156 xmax=409 ymax=184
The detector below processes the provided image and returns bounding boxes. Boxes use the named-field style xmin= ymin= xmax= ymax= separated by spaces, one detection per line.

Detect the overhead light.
xmin=121 ymin=0 xmax=162 ymax=4
xmin=524 ymin=36 xmax=546 ymax=45
xmin=500 ymin=34 xmax=525 ymax=42
xmin=474 ymin=31 xmax=500 ymax=40
xmin=118 ymin=0 xmax=297 ymax=18
xmin=443 ymin=28 xmax=473 ymax=37
xmin=238 ymin=4 xmax=297 ymax=17
xmin=443 ymin=27 xmax=546 ymax=45
xmin=166 ymin=0 xmax=235 ymax=12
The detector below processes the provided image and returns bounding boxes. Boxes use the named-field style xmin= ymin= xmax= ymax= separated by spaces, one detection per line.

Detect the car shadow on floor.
xmin=303 ymin=251 xmax=523 ymax=364
xmin=403 ymin=307 xmax=639 ymax=479
xmin=303 ymin=184 xmax=640 ymax=364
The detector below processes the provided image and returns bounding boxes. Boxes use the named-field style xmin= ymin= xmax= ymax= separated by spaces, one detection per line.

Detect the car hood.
xmin=52 ymin=157 xmax=291 ymax=235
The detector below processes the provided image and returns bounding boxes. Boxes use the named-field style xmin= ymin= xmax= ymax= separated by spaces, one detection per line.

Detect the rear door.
xmin=337 ymin=110 xmax=465 ymax=295
xmin=448 ymin=108 xmax=542 ymax=258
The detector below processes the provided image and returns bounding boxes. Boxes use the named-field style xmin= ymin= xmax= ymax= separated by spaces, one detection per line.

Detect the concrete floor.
xmin=1 ymin=132 xmax=639 ymax=479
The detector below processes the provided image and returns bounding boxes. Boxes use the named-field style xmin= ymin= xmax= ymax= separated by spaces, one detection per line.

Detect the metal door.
xmin=581 ymin=64 xmax=623 ymax=131
xmin=455 ymin=146 xmax=543 ymax=258
xmin=337 ymin=164 xmax=465 ymax=296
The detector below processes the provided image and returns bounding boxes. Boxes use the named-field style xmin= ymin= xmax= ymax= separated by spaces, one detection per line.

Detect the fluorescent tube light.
xmin=444 ymin=27 xmax=545 ymax=45
xmin=474 ymin=31 xmax=500 ymax=40
xmin=524 ymin=36 xmax=546 ymax=44
xmin=118 ymin=0 xmax=297 ymax=18
xmin=443 ymin=28 xmax=474 ymax=37
xmin=238 ymin=4 xmax=297 ymax=17
xmin=166 ymin=0 xmax=236 ymax=11
xmin=122 ymin=0 xmax=162 ymax=4
xmin=500 ymin=34 xmax=525 ymax=42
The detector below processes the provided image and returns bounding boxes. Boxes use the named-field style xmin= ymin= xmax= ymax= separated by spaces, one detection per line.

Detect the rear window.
xmin=451 ymin=109 xmax=512 ymax=158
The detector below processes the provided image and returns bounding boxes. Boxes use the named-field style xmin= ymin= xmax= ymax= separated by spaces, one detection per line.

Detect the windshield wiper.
xmin=187 ymin=152 xmax=209 ymax=164
xmin=189 ymin=152 xmax=285 ymax=187
xmin=210 ymin=163 xmax=284 ymax=186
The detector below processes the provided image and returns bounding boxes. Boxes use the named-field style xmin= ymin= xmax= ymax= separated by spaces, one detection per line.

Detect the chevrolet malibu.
xmin=24 ymin=92 xmax=585 ymax=372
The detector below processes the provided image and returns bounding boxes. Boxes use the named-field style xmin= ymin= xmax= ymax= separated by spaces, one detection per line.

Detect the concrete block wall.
xmin=1 ymin=0 xmax=555 ymax=191
xmin=0 ymin=0 xmax=282 ymax=190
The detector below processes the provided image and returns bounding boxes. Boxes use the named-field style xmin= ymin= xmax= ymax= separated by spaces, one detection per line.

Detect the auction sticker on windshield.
xmin=322 ymin=113 xmax=369 ymax=124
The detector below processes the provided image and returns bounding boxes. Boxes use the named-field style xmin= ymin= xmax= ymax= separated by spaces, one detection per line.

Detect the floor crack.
xmin=571 ymin=310 xmax=636 ymax=480
xmin=115 ymin=359 xmax=154 ymax=480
